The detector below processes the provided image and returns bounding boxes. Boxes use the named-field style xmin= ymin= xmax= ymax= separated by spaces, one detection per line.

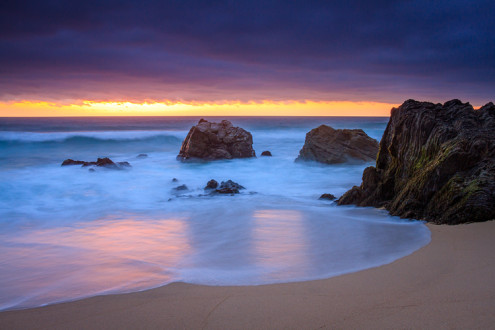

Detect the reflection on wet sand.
xmin=252 ymin=209 xmax=310 ymax=281
xmin=0 ymin=216 xmax=190 ymax=310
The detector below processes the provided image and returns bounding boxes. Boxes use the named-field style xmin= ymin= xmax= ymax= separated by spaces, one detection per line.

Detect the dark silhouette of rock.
xmin=177 ymin=119 xmax=256 ymax=161
xmin=295 ymin=125 xmax=378 ymax=164
xmin=172 ymin=178 xmax=179 ymax=182
xmin=261 ymin=151 xmax=272 ymax=156
xmin=209 ymin=180 xmax=245 ymax=194
xmin=338 ymin=99 xmax=495 ymax=224
xmin=204 ymin=179 xmax=219 ymax=190
xmin=173 ymin=184 xmax=188 ymax=191
xmin=61 ymin=157 xmax=130 ymax=170
xmin=319 ymin=193 xmax=336 ymax=200
xmin=117 ymin=161 xmax=131 ymax=168
xmin=137 ymin=154 xmax=148 ymax=158
xmin=61 ymin=159 xmax=87 ymax=166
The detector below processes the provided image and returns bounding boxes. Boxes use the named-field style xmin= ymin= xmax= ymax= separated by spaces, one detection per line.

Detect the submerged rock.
xmin=177 ymin=119 xmax=256 ymax=161
xmin=61 ymin=159 xmax=87 ymax=166
xmin=204 ymin=179 xmax=219 ymax=190
xmin=338 ymin=99 xmax=495 ymax=224
xmin=172 ymin=178 xmax=179 ymax=182
xmin=261 ymin=151 xmax=272 ymax=156
xmin=61 ymin=157 xmax=130 ymax=170
xmin=137 ymin=154 xmax=148 ymax=159
xmin=295 ymin=125 xmax=378 ymax=164
xmin=215 ymin=180 xmax=245 ymax=194
xmin=173 ymin=184 xmax=188 ymax=191
xmin=319 ymin=193 xmax=336 ymax=200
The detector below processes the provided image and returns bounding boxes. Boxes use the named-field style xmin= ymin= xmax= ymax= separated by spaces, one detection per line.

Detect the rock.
xmin=61 ymin=159 xmax=87 ymax=166
xmin=177 ymin=119 xmax=256 ymax=161
xmin=204 ymin=179 xmax=219 ymax=190
xmin=338 ymin=99 xmax=495 ymax=225
xmin=117 ymin=161 xmax=132 ymax=168
xmin=261 ymin=151 xmax=272 ymax=156
xmin=172 ymin=178 xmax=179 ymax=182
xmin=173 ymin=184 xmax=188 ymax=191
xmin=61 ymin=157 xmax=130 ymax=170
xmin=137 ymin=154 xmax=148 ymax=158
xmin=319 ymin=193 xmax=336 ymax=200
xmin=212 ymin=180 xmax=245 ymax=194
xmin=88 ymin=168 xmax=95 ymax=172
xmin=295 ymin=125 xmax=379 ymax=164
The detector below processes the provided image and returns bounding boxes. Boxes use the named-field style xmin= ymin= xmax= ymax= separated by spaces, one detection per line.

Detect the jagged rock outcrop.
xmin=177 ymin=119 xmax=256 ymax=161
xmin=295 ymin=125 xmax=378 ymax=164
xmin=61 ymin=157 xmax=131 ymax=170
xmin=338 ymin=99 xmax=495 ymax=224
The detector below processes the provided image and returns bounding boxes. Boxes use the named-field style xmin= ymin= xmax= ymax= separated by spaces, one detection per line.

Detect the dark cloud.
xmin=1 ymin=0 xmax=494 ymax=104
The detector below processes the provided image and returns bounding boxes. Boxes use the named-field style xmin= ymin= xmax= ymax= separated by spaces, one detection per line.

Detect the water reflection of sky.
xmin=0 ymin=206 xmax=430 ymax=311
xmin=0 ymin=216 xmax=191 ymax=310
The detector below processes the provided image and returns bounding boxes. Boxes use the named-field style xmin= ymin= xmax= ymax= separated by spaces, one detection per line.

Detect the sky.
xmin=0 ymin=0 xmax=494 ymax=116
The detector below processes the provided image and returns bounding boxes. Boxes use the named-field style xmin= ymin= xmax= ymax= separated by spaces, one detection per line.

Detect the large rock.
xmin=177 ymin=119 xmax=256 ymax=161
xmin=338 ymin=99 xmax=495 ymax=224
xmin=295 ymin=125 xmax=378 ymax=164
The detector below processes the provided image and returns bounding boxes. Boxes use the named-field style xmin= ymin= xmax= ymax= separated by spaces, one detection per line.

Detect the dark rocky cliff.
xmin=338 ymin=99 xmax=495 ymax=224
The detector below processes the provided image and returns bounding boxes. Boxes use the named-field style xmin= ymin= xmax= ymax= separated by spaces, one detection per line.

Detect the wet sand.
xmin=1 ymin=221 xmax=494 ymax=329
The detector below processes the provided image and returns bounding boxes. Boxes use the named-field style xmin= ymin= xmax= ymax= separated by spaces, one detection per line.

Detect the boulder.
xmin=295 ymin=125 xmax=378 ymax=164
xmin=137 ymin=154 xmax=148 ymax=158
xmin=319 ymin=193 xmax=336 ymax=200
xmin=204 ymin=179 xmax=219 ymax=190
xmin=261 ymin=151 xmax=272 ymax=156
xmin=177 ymin=119 xmax=256 ymax=161
xmin=338 ymin=99 xmax=495 ymax=224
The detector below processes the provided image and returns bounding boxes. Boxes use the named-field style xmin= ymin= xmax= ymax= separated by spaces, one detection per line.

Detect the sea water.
xmin=0 ymin=117 xmax=430 ymax=311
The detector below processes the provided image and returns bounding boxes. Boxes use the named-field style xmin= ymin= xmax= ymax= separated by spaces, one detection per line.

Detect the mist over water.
xmin=0 ymin=117 xmax=430 ymax=311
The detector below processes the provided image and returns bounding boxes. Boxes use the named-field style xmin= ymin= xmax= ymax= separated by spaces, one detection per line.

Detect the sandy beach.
xmin=1 ymin=221 xmax=494 ymax=329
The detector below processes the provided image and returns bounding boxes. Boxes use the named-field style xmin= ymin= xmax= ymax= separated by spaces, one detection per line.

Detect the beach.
xmin=1 ymin=221 xmax=493 ymax=329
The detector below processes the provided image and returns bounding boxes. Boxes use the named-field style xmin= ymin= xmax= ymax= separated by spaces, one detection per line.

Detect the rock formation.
xmin=177 ymin=119 xmax=256 ymax=161
xmin=295 ymin=125 xmax=378 ymax=164
xmin=61 ymin=157 xmax=131 ymax=169
xmin=261 ymin=151 xmax=272 ymax=156
xmin=338 ymin=99 xmax=495 ymax=224
xmin=204 ymin=179 xmax=245 ymax=194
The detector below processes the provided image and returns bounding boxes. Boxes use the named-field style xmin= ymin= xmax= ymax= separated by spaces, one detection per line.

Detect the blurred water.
xmin=0 ymin=116 xmax=430 ymax=311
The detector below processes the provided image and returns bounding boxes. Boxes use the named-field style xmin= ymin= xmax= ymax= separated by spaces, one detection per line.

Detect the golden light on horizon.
xmin=0 ymin=100 xmax=398 ymax=117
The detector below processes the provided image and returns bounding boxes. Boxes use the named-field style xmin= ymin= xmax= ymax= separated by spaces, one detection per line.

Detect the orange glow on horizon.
xmin=0 ymin=100 xmax=398 ymax=117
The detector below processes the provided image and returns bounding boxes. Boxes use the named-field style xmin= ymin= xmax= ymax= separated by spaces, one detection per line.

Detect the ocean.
xmin=0 ymin=116 xmax=430 ymax=311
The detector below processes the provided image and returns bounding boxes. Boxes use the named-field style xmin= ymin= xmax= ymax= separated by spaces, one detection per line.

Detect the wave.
xmin=0 ymin=131 xmax=184 ymax=147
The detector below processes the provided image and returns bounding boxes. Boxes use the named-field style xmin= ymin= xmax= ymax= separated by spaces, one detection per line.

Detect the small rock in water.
xmin=61 ymin=157 xmax=130 ymax=170
xmin=319 ymin=193 xmax=336 ymax=200
xmin=261 ymin=151 xmax=272 ymax=156
xmin=204 ymin=179 xmax=219 ymax=190
xmin=88 ymin=168 xmax=96 ymax=172
xmin=117 ymin=161 xmax=132 ymax=167
xmin=215 ymin=180 xmax=245 ymax=194
xmin=61 ymin=159 xmax=87 ymax=166
xmin=172 ymin=178 xmax=179 ymax=182
xmin=173 ymin=184 xmax=188 ymax=191
xmin=137 ymin=154 xmax=148 ymax=158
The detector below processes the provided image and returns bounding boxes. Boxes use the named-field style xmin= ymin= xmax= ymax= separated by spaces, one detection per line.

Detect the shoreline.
xmin=1 ymin=221 xmax=494 ymax=329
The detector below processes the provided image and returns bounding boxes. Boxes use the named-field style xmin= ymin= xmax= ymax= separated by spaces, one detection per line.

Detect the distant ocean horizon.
xmin=0 ymin=116 xmax=429 ymax=311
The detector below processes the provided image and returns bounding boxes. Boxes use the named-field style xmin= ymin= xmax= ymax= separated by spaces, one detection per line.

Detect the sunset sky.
xmin=1 ymin=1 xmax=493 ymax=116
